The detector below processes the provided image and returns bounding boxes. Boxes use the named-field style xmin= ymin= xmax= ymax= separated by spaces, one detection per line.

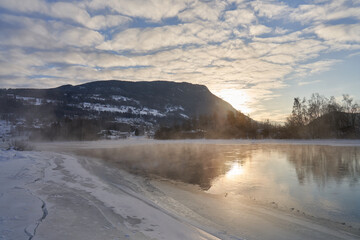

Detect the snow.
xmin=82 ymin=102 xmax=137 ymax=113
xmin=165 ymin=105 xmax=185 ymax=113
xmin=139 ymin=107 xmax=165 ymax=117
xmin=115 ymin=117 xmax=154 ymax=126
xmin=0 ymin=150 xmax=49 ymax=240
xmin=15 ymin=96 xmax=57 ymax=105
xmin=89 ymin=95 xmax=105 ymax=101
xmin=180 ymin=113 xmax=190 ymax=119
xmin=0 ymin=120 xmax=11 ymax=139
xmin=112 ymin=95 xmax=140 ymax=104
xmin=0 ymin=147 xmax=221 ymax=240
xmin=79 ymin=102 xmax=166 ymax=117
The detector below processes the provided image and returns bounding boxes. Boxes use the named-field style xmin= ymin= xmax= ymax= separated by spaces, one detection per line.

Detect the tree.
xmin=342 ymin=94 xmax=353 ymax=113
xmin=326 ymin=96 xmax=341 ymax=113
xmin=290 ymin=97 xmax=306 ymax=127
xmin=307 ymin=93 xmax=326 ymax=122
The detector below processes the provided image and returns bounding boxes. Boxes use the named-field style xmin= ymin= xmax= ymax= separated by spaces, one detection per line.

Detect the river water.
xmin=77 ymin=143 xmax=360 ymax=228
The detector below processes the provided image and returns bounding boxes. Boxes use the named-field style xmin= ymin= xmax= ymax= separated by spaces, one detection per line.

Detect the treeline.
xmin=155 ymin=93 xmax=360 ymax=139
xmin=285 ymin=93 xmax=359 ymax=138
xmin=25 ymin=118 xmax=139 ymax=141
xmin=155 ymin=112 xmax=284 ymax=139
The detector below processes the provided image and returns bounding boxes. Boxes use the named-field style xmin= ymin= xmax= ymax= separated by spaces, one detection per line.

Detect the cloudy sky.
xmin=0 ymin=0 xmax=359 ymax=121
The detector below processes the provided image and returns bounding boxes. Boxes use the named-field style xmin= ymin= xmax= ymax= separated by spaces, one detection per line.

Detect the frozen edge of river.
xmin=1 ymin=139 xmax=360 ymax=240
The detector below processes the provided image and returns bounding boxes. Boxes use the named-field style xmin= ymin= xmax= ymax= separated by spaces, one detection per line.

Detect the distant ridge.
xmin=0 ymin=80 xmax=239 ymax=137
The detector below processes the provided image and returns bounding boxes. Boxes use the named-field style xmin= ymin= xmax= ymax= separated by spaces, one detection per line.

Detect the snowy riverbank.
xmin=1 ymin=139 xmax=360 ymax=239
xmin=0 ymin=148 xmax=221 ymax=240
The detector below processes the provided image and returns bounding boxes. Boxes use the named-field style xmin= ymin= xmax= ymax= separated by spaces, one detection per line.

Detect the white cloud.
xmin=178 ymin=0 xmax=224 ymax=22
xmin=290 ymin=1 xmax=360 ymax=23
xmin=313 ymin=24 xmax=360 ymax=43
xmin=293 ymin=59 xmax=341 ymax=78
xmin=248 ymin=24 xmax=272 ymax=36
xmin=261 ymin=54 xmax=295 ymax=64
xmin=86 ymin=15 xmax=131 ymax=30
xmin=97 ymin=22 xmax=232 ymax=52
xmin=0 ymin=0 xmax=131 ymax=30
xmin=0 ymin=14 xmax=104 ymax=48
xmin=87 ymin=0 xmax=189 ymax=22
xmin=97 ymin=24 xmax=202 ymax=52
xmin=0 ymin=0 xmax=48 ymax=13
xmin=224 ymin=8 xmax=256 ymax=26
xmin=50 ymin=2 xmax=131 ymax=30
xmin=274 ymin=27 xmax=289 ymax=35
xmin=251 ymin=1 xmax=289 ymax=18
xmin=298 ymin=79 xmax=321 ymax=86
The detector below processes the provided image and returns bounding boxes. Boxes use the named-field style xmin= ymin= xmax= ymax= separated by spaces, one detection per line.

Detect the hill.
xmin=0 ymin=80 xmax=237 ymax=139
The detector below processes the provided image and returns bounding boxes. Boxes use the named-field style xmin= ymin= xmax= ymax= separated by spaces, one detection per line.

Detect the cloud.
xmin=0 ymin=0 xmax=359 ymax=121
xmin=251 ymin=1 xmax=289 ymax=19
xmin=178 ymin=0 xmax=224 ymax=22
xmin=313 ymin=24 xmax=360 ymax=43
xmin=224 ymin=8 xmax=256 ymax=26
xmin=97 ymin=22 xmax=232 ymax=52
xmin=298 ymin=79 xmax=322 ymax=86
xmin=87 ymin=0 xmax=189 ymax=22
xmin=0 ymin=0 xmax=48 ymax=13
xmin=0 ymin=0 xmax=131 ymax=30
xmin=0 ymin=14 xmax=104 ymax=48
xmin=293 ymin=59 xmax=341 ymax=78
xmin=97 ymin=24 xmax=204 ymax=52
xmin=248 ymin=24 xmax=272 ymax=36
xmin=50 ymin=2 xmax=131 ymax=30
xmin=290 ymin=0 xmax=360 ymax=23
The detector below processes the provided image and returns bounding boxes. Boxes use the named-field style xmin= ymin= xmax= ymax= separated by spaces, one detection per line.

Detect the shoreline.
xmin=151 ymin=178 xmax=360 ymax=240
xmin=33 ymin=138 xmax=360 ymax=151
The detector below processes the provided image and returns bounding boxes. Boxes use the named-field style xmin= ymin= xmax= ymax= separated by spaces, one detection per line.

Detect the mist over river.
xmin=76 ymin=142 xmax=360 ymax=229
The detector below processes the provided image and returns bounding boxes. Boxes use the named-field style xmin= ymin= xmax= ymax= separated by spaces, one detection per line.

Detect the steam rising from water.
xmin=73 ymin=142 xmax=360 ymax=227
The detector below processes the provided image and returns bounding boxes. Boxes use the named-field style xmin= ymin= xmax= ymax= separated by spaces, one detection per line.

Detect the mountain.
xmin=0 ymin=80 xmax=237 ymax=139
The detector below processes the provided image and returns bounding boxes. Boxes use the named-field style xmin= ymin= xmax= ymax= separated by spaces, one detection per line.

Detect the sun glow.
xmin=226 ymin=162 xmax=244 ymax=178
xmin=215 ymin=89 xmax=252 ymax=114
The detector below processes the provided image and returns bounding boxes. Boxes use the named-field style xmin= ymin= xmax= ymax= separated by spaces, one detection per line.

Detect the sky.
xmin=0 ymin=0 xmax=359 ymax=122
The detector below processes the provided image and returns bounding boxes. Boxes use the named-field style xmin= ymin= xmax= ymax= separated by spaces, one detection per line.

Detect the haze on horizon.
xmin=0 ymin=0 xmax=359 ymax=122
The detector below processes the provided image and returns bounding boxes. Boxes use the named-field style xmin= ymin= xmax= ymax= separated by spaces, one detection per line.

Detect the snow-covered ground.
xmin=1 ymin=139 xmax=360 ymax=240
xmin=0 ymin=147 xmax=221 ymax=240
xmin=0 ymin=120 xmax=11 ymax=139
xmin=77 ymin=102 xmax=166 ymax=117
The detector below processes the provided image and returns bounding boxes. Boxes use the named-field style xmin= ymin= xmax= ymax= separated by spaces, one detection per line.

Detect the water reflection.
xmin=286 ymin=146 xmax=360 ymax=186
xmin=77 ymin=144 xmax=360 ymax=189
xmin=226 ymin=162 xmax=244 ymax=178
xmin=76 ymin=143 xmax=360 ymax=226
xmin=76 ymin=144 xmax=240 ymax=190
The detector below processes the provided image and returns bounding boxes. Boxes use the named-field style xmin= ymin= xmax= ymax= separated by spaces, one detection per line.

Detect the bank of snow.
xmin=0 ymin=148 xmax=221 ymax=240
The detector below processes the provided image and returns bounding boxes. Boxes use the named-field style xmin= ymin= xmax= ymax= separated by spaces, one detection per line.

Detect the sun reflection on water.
xmin=226 ymin=162 xmax=244 ymax=178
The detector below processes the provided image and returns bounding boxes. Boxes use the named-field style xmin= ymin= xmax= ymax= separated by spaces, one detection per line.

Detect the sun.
xmin=215 ymin=89 xmax=252 ymax=114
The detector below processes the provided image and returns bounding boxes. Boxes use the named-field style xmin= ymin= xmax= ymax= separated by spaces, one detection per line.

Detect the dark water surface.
xmin=77 ymin=143 xmax=360 ymax=227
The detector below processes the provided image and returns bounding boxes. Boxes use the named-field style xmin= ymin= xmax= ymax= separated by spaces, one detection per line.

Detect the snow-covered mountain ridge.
xmin=0 ymin=80 xmax=236 ymax=139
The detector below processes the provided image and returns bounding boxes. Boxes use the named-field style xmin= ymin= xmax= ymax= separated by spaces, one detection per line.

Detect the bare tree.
xmin=326 ymin=96 xmax=341 ymax=113
xmin=342 ymin=94 xmax=353 ymax=113
xmin=307 ymin=93 xmax=327 ymax=122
